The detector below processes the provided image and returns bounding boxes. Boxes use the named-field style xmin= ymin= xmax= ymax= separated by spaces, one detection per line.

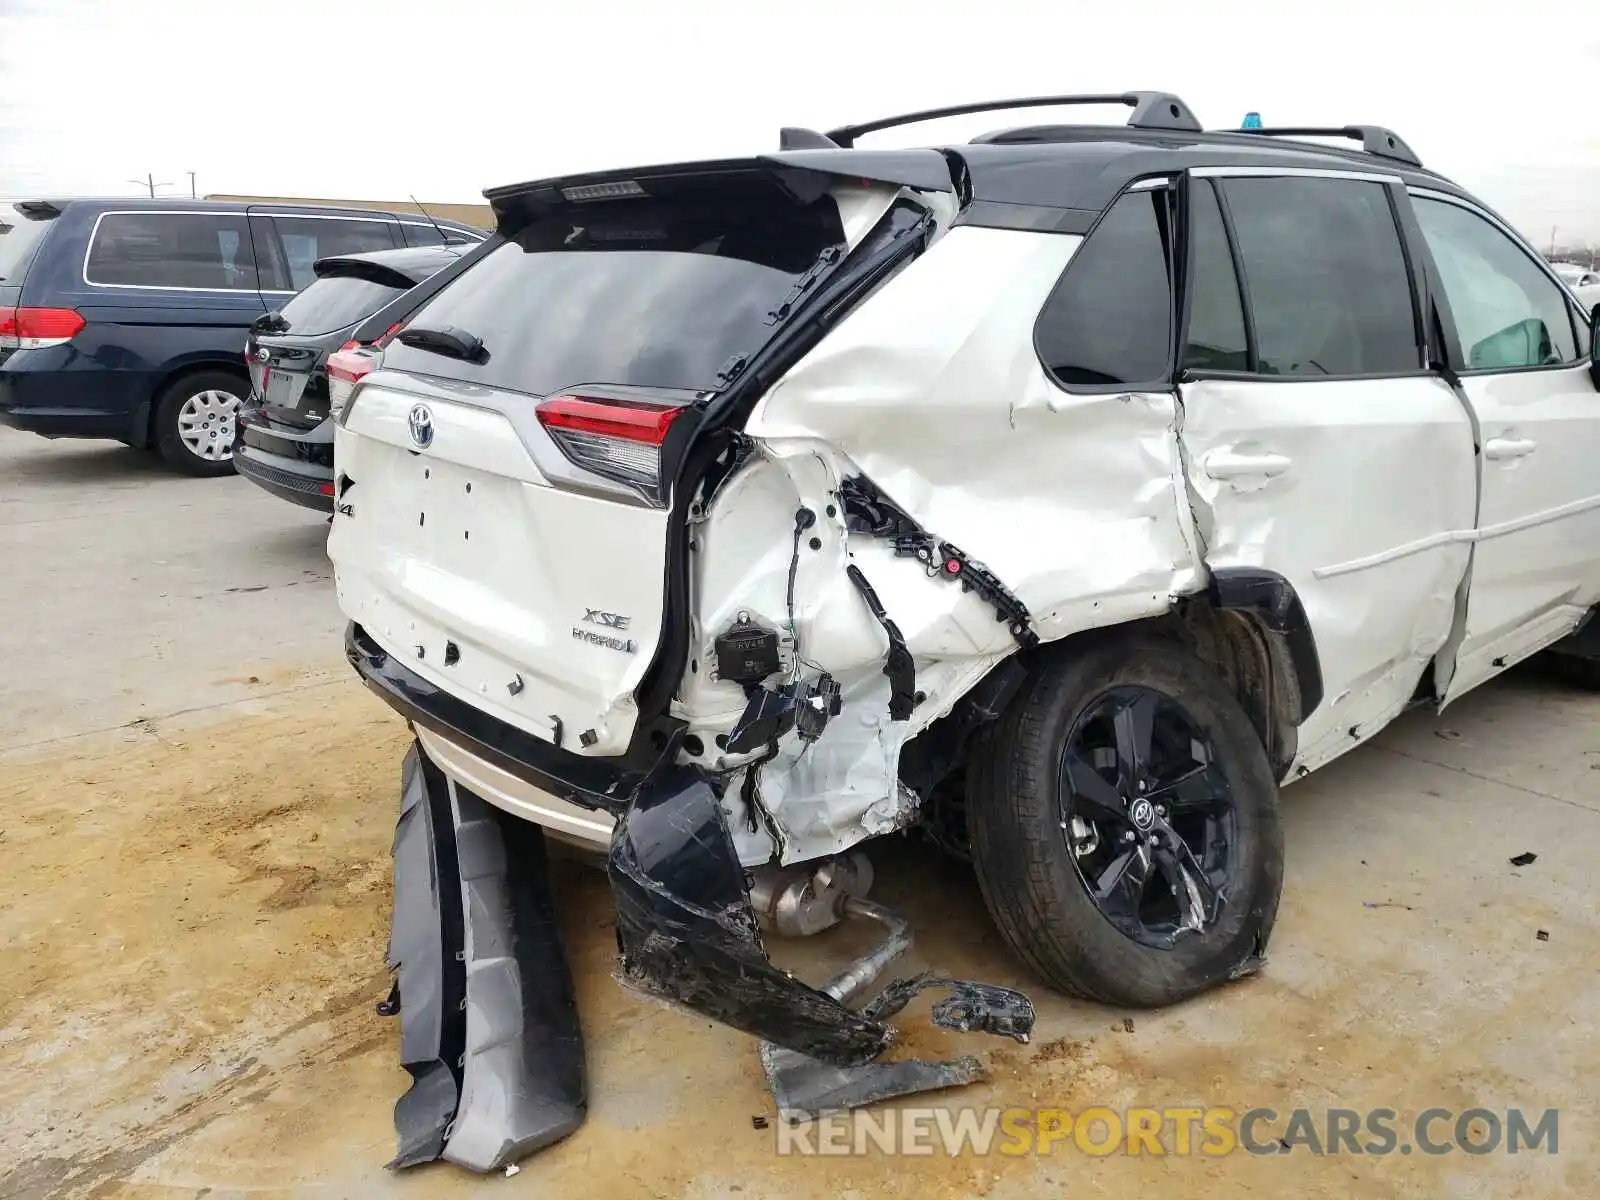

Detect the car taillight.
xmin=535 ymin=394 xmax=686 ymax=502
xmin=327 ymin=347 xmax=375 ymax=419
xmin=373 ymin=322 xmax=403 ymax=349
xmin=0 ymin=306 xmax=85 ymax=350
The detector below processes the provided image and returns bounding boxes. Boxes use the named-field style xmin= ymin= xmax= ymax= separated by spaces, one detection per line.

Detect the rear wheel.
xmin=154 ymin=371 xmax=245 ymax=476
xmin=966 ymin=632 xmax=1284 ymax=1008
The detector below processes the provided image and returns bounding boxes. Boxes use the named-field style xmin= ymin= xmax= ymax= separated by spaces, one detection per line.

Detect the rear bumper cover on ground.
xmin=368 ymin=629 xmax=1036 ymax=1171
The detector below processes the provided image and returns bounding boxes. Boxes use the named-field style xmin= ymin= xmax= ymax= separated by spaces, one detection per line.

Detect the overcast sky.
xmin=2 ymin=0 xmax=1598 ymax=246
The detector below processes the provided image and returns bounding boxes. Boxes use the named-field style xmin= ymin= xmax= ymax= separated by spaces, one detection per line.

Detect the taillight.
xmin=373 ymin=322 xmax=403 ymax=349
xmin=327 ymin=347 xmax=376 ymax=419
xmin=535 ymin=394 xmax=686 ymax=502
xmin=0 ymin=306 xmax=85 ymax=350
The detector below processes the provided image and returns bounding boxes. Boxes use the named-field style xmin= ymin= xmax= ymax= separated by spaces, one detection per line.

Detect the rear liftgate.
xmin=383 ymin=748 xmax=1035 ymax=1173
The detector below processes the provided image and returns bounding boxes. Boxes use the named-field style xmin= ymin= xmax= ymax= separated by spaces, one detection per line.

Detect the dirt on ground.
xmin=2 ymin=677 xmax=1595 ymax=1199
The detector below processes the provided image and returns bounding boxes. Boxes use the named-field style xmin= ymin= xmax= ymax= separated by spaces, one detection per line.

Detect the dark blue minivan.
xmin=0 ymin=198 xmax=484 ymax=475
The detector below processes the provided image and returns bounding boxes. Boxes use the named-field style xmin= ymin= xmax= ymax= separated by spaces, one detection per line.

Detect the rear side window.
xmin=279 ymin=273 xmax=408 ymax=337
xmin=86 ymin=212 xmax=257 ymax=290
xmin=1411 ymin=197 xmax=1579 ymax=370
xmin=271 ymin=217 xmax=397 ymax=291
xmin=0 ymin=206 xmax=56 ymax=284
xmin=379 ymin=188 xmax=847 ymax=395
xmin=1035 ymin=187 xmax=1174 ymax=388
xmin=1221 ymin=177 xmax=1418 ymax=377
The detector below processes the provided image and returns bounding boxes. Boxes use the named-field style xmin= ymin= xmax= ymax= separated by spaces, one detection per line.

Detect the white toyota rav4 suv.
xmin=325 ymin=94 xmax=1600 ymax=1171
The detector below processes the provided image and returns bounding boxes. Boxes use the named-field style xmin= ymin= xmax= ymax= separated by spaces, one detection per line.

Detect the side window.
xmin=1182 ymin=181 xmax=1250 ymax=372
xmin=85 ymin=212 xmax=258 ymax=290
xmin=401 ymin=222 xmax=446 ymax=247
xmin=270 ymin=217 xmax=397 ymax=291
xmin=1221 ymin=177 xmax=1418 ymax=377
xmin=1036 ymin=186 xmax=1173 ymax=387
xmin=1411 ymin=197 xmax=1579 ymax=370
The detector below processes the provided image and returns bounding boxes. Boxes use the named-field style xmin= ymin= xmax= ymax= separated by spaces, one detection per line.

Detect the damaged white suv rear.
xmin=327 ymin=92 xmax=1600 ymax=1172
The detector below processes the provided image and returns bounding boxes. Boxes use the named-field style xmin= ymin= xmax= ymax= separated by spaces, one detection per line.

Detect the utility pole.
xmin=187 ymin=171 xmax=197 ymax=199
xmin=127 ymin=173 xmax=172 ymax=198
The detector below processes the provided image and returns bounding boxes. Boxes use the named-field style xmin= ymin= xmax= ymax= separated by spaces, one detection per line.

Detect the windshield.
xmin=378 ymin=188 xmax=847 ymax=395
xmin=0 ymin=206 xmax=56 ymax=283
xmin=279 ymin=273 xmax=408 ymax=337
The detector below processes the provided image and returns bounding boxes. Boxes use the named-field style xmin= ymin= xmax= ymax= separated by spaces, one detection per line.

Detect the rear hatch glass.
xmin=333 ymin=174 xmax=856 ymax=755
xmin=0 ymin=204 xmax=57 ymax=293
xmin=282 ymin=272 xmax=407 ymax=337
xmin=378 ymin=187 xmax=846 ymax=393
xmin=250 ymin=273 xmax=409 ymax=423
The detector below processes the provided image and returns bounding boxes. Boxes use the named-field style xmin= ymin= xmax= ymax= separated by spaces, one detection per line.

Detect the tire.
xmin=966 ymin=631 xmax=1284 ymax=1009
xmin=153 ymin=370 xmax=247 ymax=476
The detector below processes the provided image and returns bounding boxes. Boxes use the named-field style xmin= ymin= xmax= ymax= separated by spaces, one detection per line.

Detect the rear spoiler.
xmin=482 ymin=152 xmax=955 ymax=234
xmin=312 ymin=255 xmax=454 ymax=291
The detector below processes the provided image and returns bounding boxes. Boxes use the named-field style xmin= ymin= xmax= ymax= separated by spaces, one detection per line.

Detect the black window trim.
xmin=1175 ymin=175 xmax=1258 ymax=377
xmin=1032 ymin=173 xmax=1182 ymax=397
xmin=1404 ymin=187 xmax=1590 ymax=379
xmin=81 ymin=208 xmax=263 ymax=294
xmin=1178 ymin=166 xmax=1434 ymax=385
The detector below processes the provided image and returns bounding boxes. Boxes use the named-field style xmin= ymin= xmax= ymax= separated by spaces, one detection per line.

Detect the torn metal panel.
xmin=744 ymin=224 xmax=1203 ymax=640
xmin=675 ymin=441 xmax=1014 ymax=865
xmin=441 ymin=784 xmax=586 ymax=1173
xmin=387 ymin=745 xmax=466 ymax=1170
xmin=1175 ymin=375 xmax=1477 ymax=775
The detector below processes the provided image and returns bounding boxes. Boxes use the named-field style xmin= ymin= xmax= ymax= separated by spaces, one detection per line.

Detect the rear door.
xmin=1406 ymin=190 xmax=1600 ymax=700
xmin=328 ymin=169 xmax=896 ymax=756
xmin=1174 ymin=170 xmax=1478 ymax=773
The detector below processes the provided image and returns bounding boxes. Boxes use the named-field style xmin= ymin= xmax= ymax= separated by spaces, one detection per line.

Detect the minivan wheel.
xmin=966 ymin=632 xmax=1284 ymax=1008
xmin=154 ymin=371 xmax=245 ymax=476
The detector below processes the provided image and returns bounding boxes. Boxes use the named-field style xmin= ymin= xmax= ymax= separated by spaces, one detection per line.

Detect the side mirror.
xmin=1590 ymin=303 xmax=1600 ymax=390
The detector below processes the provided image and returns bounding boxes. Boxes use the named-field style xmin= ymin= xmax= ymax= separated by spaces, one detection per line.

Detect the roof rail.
xmin=817 ymin=92 xmax=1201 ymax=148
xmin=1226 ymin=125 xmax=1422 ymax=168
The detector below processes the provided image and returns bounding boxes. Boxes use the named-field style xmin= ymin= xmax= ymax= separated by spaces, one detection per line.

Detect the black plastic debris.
xmin=1536 ymin=930 xmax=1550 ymax=942
xmin=1509 ymin=852 xmax=1538 ymax=867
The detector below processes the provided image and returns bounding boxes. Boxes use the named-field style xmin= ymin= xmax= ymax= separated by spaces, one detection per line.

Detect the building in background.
xmin=206 ymin=195 xmax=493 ymax=231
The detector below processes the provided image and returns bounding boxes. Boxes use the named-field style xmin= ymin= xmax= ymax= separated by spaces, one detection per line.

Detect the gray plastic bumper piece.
xmin=387 ymin=746 xmax=467 ymax=1168
xmin=440 ymin=779 xmax=587 ymax=1172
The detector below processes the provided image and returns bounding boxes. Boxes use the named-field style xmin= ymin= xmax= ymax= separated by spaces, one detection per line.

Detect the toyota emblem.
xmin=408 ymin=403 xmax=435 ymax=449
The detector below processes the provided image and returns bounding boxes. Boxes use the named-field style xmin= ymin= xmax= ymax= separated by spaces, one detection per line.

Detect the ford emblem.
xmin=408 ymin=403 xmax=434 ymax=449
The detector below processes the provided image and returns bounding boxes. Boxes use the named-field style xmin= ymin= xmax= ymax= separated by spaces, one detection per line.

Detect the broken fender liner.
xmin=387 ymin=740 xmax=586 ymax=1173
xmin=387 ymin=746 xmax=467 ymax=1169
xmin=608 ymin=766 xmax=898 ymax=1066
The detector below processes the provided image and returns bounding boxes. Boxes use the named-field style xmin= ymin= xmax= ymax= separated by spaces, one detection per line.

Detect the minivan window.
xmin=278 ymin=272 xmax=409 ymax=338
xmin=86 ymin=212 xmax=258 ymax=290
xmin=401 ymin=223 xmax=478 ymax=248
xmin=1412 ymin=196 xmax=1579 ymax=370
xmin=272 ymin=217 xmax=396 ymax=291
xmin=1182 ymin=181 xmax=1250 ymax=372
xmin=378 ymin=191 xmax=848 ymax=395
xmin=1220 ymin=177 xmax=1418 ymax=377
xmin=0 ymin=206 xmax=56 ymax=284
xmin=1035 ymin=187 xmax=1174 ymax=388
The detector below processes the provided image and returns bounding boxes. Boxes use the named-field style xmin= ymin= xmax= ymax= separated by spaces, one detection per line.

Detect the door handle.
xmin=1483 ymin=436 xmax=1537 ymax=461
xmin=1201 ymin=449 xmax=1293 ymax=480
